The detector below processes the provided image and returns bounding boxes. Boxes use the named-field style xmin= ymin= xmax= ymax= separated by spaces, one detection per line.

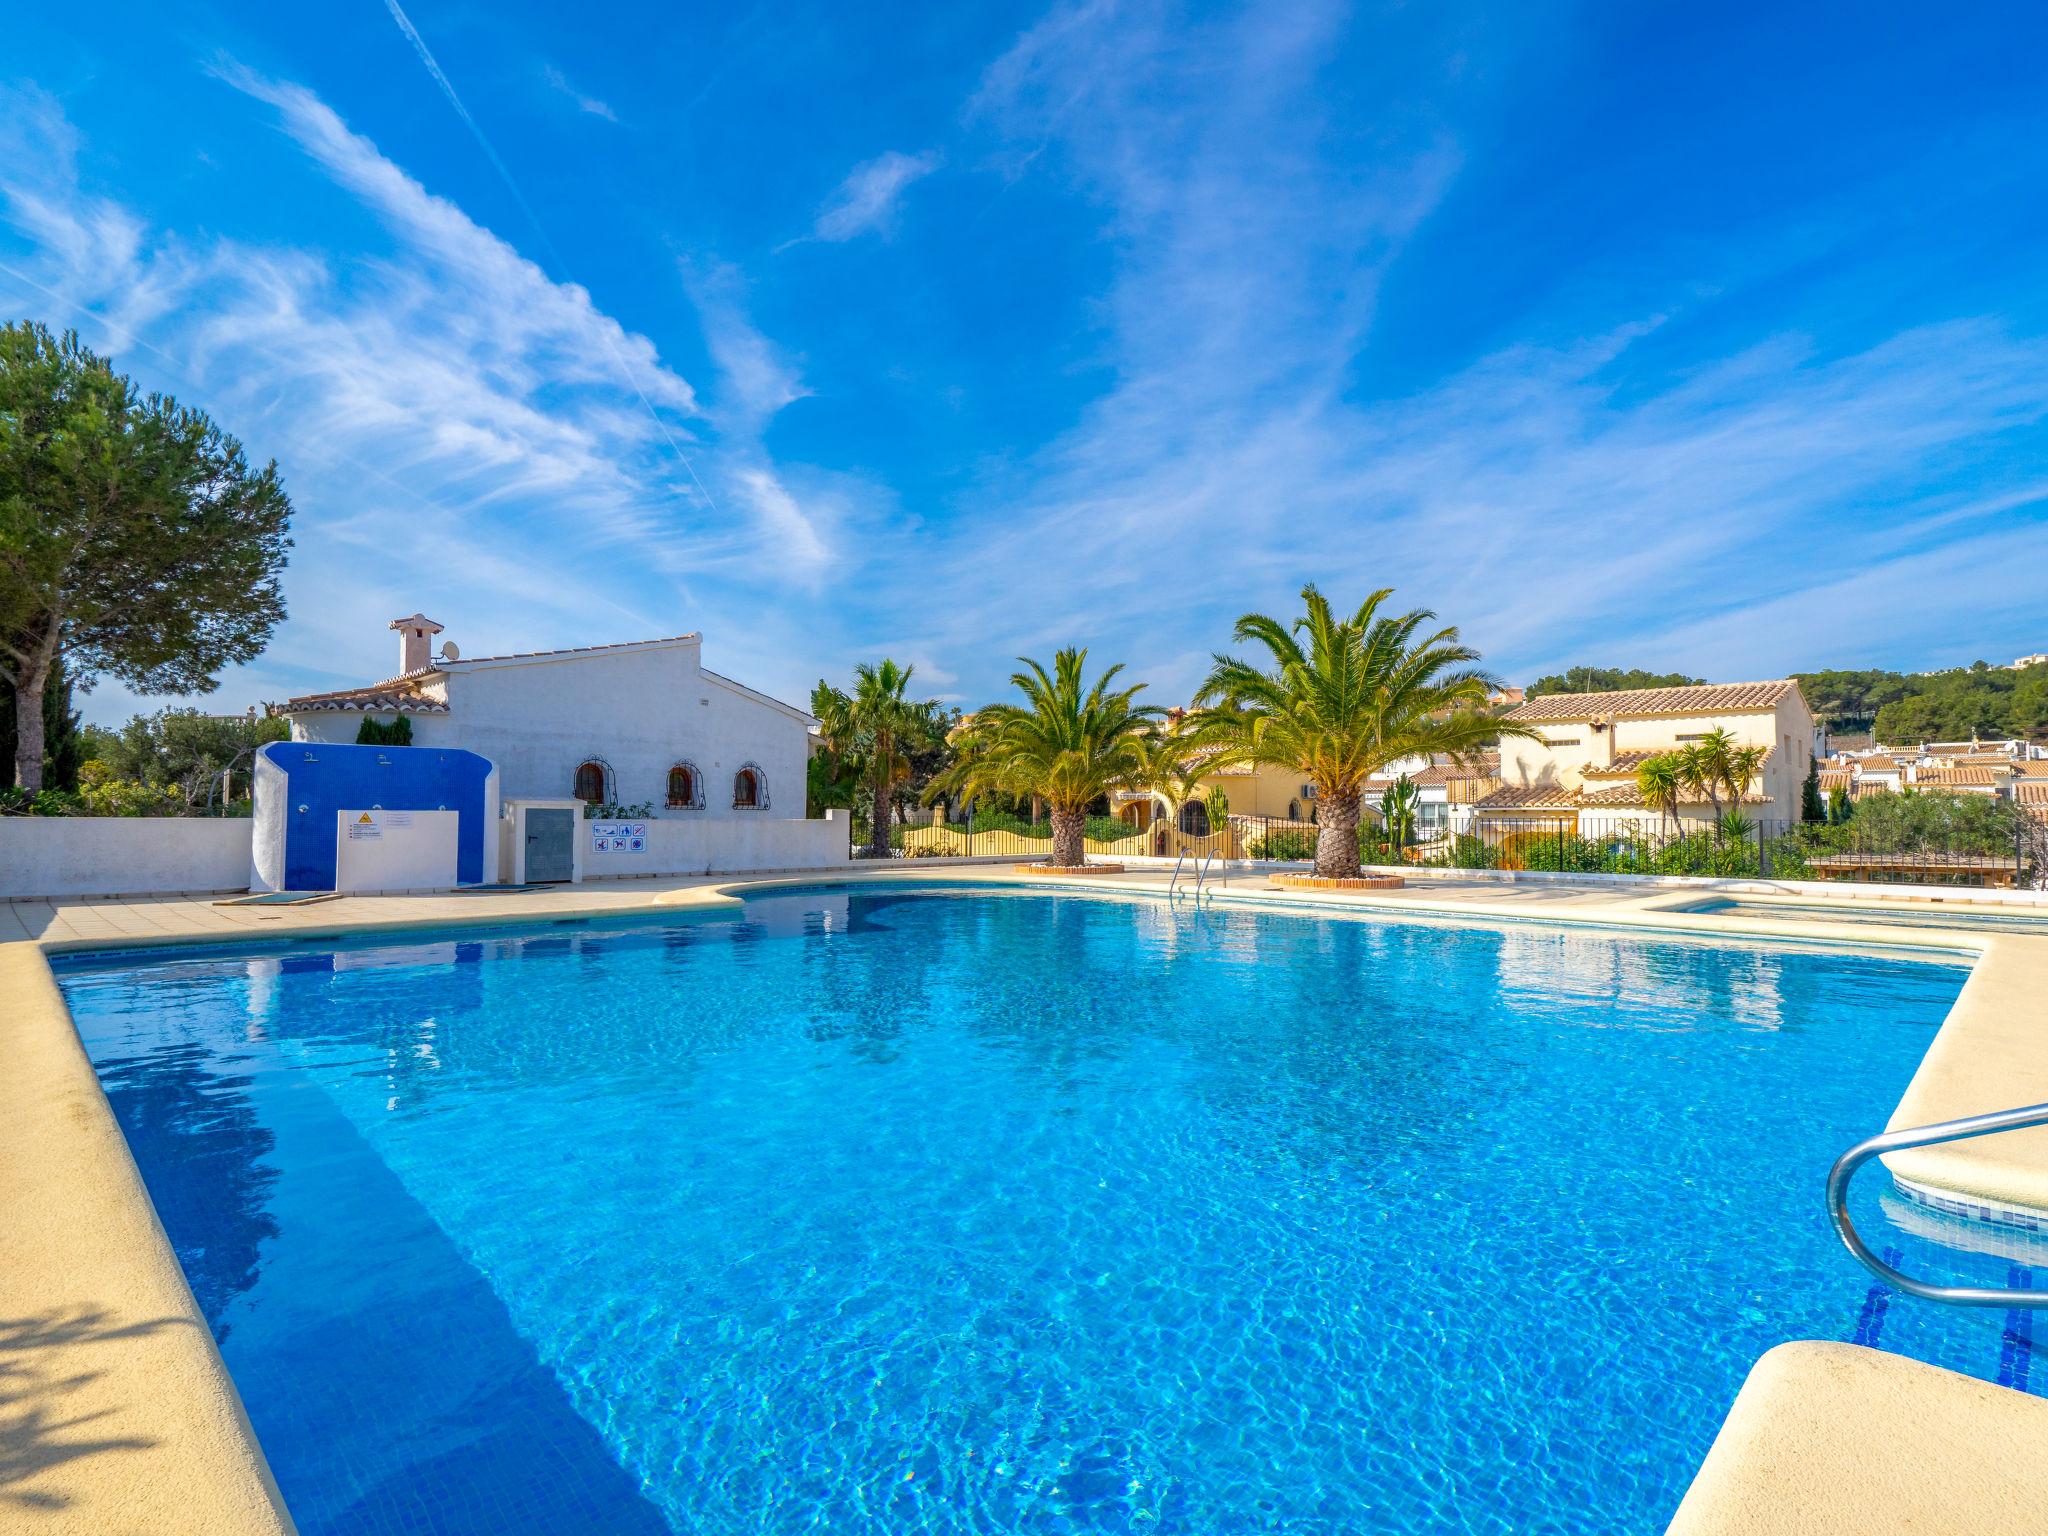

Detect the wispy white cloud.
xmin=0 ymin=75 xmax=845 ymax=710
xmin=541 ymin=63 xmax=618 ymax=123
xmin=838 ymin=0 xmax=2048 ymax=703
xmin=809 ymin=149 xmax=941 ymax=242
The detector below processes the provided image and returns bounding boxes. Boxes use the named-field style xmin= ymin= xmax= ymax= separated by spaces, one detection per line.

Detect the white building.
xmin=284 ymin=615 xmax=815 ymax=818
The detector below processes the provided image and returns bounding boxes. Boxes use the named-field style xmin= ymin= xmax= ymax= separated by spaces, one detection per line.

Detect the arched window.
xmin=732 ymin=764 xmax=766 ymax=809
xmin=1179 ymin=801 xmax=1211 ymax=837
xmin=1288 ymin=799 xmax=1301 ymax=821
xmin=573 ymin=760 xmax=609 ymax=805
xmin=667 ymin=762 xmax=702 ymax=809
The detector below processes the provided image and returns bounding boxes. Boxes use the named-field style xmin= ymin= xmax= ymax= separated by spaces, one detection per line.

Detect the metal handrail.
xmin=1827 ymin=1101 xmax=2048 ymax=1307
xmin=1193 ymin=850 xmax=1214 ymax=899
xmin=1168 ymin=850 xmax=1188 ymax=900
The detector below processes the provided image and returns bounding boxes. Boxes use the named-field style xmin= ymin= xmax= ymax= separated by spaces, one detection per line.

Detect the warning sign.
xmin=347 ymin=811 xmax=382 ymax=841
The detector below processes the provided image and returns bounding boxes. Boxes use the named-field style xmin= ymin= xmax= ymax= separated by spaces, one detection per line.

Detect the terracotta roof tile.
xmin=1576 ymin=783 xmax=1769 ymax=808
xmin=1915 ymin=765 xmax=2011 ymax=787
xmin=283 ymin=677 xmax=448 ymax=714
xmin=1506 ymin=680 xmax=1801 ymax=723
xmin=1472 ymin=783 xmax=1582 ymax=810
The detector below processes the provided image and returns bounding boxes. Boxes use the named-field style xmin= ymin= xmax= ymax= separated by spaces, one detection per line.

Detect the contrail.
xmin=379 ymin=0 xmax=721 ymax=515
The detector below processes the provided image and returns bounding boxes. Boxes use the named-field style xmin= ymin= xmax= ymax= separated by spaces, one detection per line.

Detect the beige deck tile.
xmin=1665 ymin=1342 xmax=2048 ymax=1535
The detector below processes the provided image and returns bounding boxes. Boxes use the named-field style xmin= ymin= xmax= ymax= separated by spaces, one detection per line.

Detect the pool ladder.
xmin=1827 ymin=1101 xmax=2048 ymax=1308
xmin=1168 ymin=849 xmax=1218 ymax=903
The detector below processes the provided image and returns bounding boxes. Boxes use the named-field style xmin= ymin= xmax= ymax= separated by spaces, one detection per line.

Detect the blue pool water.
xmin=55 ymin=886 xmax=2039 ymax=1534
xmin=1673 ymin=896 xmax=2048 ymax=934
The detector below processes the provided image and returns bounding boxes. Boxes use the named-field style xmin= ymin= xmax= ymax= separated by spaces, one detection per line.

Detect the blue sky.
xmin=7 ymin=2 xmax=2047 ymax=724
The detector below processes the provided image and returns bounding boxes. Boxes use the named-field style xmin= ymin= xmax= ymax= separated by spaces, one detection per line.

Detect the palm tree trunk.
xmin=1049 ymin=806 xmax=1086 ymax=867
xmin=1313 ymin=789 xmax=1362 ymax=878
xmin=867 ymin=771 xmax=891 ymax=858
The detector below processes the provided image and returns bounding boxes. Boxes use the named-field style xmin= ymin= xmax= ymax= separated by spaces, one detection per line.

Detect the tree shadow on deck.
xmin=0 ymin=1307 xmax=184 ymax=1515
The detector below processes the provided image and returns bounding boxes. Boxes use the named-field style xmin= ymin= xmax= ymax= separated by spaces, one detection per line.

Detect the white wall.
xmin=293 ymin=638 xmax=812 ymax=821
xmin=0 ymin=818 xmax=254 ymax=900
xmin=581 ymin=811 xmax=849 ymax=879
xmin=333 ymin=810 xmax=462 ymax=893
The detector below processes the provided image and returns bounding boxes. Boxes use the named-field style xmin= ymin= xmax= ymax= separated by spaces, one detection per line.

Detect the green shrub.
xmin=355 ymin=716 xmax=414 ymax=747
xmin=1249 ymin=826 xmax=1319 ymax=861
xmin=1449 ymin=834 xmax=1497 ymax=869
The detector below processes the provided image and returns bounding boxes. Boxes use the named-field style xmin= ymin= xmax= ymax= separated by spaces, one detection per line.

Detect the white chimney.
xmin=389 ymin=613 xmax=445 ymax=676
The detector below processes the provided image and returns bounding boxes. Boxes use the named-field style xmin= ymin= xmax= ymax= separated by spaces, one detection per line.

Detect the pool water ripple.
xmin=55 ymin=886 xmax=2033 ymax=1535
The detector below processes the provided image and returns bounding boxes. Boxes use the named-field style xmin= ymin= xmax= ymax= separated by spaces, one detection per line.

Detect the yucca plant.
xmin=929 ymin=648 xmax=1160 ymax=866
xmin=1192 ymin=585 xmax=1531 ymax=879
xmin=1635 ymin=753 xmax=1684 ymax=836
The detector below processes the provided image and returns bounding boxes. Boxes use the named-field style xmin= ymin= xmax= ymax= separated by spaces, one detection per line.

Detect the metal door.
xmin=525 ymin=809 xmax=575 ymax=883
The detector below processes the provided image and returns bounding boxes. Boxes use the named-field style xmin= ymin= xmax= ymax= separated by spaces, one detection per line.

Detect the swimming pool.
xmin=55 ymin=886 xmax=2036 ymax=1535
xmin=1671 ymin=896 xmax=2048 ymax=935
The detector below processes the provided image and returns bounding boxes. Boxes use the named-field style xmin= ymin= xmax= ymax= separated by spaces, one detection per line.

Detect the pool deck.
xmin=4 ymin=865 xmax=2048 ymax=1533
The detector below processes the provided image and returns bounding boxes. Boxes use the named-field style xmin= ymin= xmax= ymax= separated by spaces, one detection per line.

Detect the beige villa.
xmin=1476 ymin=679 xmax=1820 ymax=829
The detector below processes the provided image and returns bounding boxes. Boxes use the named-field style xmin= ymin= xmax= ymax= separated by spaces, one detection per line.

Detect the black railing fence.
xmin=848 ymin=806 xmax=2041 ymax=889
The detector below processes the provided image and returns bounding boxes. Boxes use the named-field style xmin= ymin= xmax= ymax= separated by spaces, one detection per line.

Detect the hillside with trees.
xmin=1527 ymin=666 xmax=1704 ymax=697
xmin=1863 ymin=661 xmax=2048 ymax=743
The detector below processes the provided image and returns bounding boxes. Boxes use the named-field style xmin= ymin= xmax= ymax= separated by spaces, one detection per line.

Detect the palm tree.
xmin=1192 ymin=585 xmax=1532 ymax=880
xmin=928 ymin=648 xmax=1160 ymax=867
xmin=811 ymin=659 xmax=945 ymax=859
xmin=1635 ymin=753 xmax=1684 ymax=836
xmin=1121 ymin=725 xmax=1210 ymax=830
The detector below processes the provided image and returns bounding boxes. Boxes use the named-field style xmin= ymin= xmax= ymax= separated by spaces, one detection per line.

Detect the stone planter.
xmin=1268 ymin=873 xmax=1404 ymax=891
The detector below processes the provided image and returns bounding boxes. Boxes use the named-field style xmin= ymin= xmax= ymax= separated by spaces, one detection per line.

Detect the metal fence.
xmin=849 ymin=808 xmax=2041 ymax=889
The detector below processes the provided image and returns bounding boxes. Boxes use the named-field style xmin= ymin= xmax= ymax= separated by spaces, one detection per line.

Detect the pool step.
xmin=1664 ymin=1342 xmax=2048 ymax=1535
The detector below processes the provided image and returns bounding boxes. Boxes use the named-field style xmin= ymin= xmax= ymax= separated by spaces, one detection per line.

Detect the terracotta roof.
xmin=1506 ymin=680 xmax=1801 ymax=723
xmin=1817 ymin=769 xmax=1854 ymax=791
xmin=1915 ymin=765 xmax=2012 ymax=787
xmin=1578 ymin=746 xmax=1775 ymax=779
xmin=283 ymin=676 xmax=449 ymax=714
xmin=1579 ymin=749 xmax=1667 ymax=778
xmin=1472 ymin=783 xmax=1582 ymax=811
xmin=2016 ymin=781 xmax=2048 ymax=808
xmin=1576 ymin=783 xmax=1769 ymax=808
xmin=1366 ymin=761 xmax=1502 ymax=791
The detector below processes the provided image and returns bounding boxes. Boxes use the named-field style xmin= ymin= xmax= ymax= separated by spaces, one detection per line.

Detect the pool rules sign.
xmin=591 ymin=820 xmax=648 ymax=853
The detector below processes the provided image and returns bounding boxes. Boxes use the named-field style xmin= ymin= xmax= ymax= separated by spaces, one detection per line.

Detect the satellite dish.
xmin=440 ymin=640 xmax=460 ymax=660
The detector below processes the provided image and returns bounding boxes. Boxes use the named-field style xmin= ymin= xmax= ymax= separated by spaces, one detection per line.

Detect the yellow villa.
xmin=1477 ymin=679 xmax=1820 ymax=830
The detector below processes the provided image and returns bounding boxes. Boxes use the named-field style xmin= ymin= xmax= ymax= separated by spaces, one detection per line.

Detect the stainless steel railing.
xmin=1827 ymin=1101 xmax=2048 ymax=1308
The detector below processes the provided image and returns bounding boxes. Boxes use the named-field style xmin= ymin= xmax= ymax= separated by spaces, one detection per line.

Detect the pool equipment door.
xmin=525 ymin=809 xmax=576 ymax=883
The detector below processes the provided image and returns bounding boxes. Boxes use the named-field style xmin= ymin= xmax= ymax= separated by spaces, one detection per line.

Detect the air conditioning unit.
xmin=1301 ymin=784 xmax=1317 ymax=800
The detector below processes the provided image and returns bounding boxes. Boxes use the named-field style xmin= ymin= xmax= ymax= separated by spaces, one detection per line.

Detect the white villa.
xmin=1821 ymin=736 xmax=2048 ymax=804
xmin=283 ymin=615 xmax=815 ymax=816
